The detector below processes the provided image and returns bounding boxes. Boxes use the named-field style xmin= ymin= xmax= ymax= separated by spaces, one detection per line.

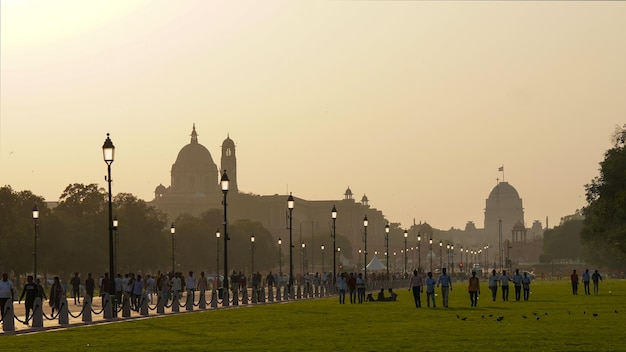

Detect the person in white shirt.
xmin=145 ymin=275 xmax=156 ymax=304
xmin=488 ymin=270 xmax=500 ymax=301
xmin=186 ymin=272 xmax=196 ymax=303
xmin=171 ymin=273 xmax=182 ymax=300
xmin=0 ymin=273 xmax=15 ymax=320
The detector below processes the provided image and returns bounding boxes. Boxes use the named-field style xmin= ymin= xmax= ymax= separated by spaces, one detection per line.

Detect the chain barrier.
xmin=68 ymin=303 xmax=88 ymax=319
xmin=91 ymin=299 xmax=107 ymax=315
xmin=42 ymin=302 xmax=63 ymax=321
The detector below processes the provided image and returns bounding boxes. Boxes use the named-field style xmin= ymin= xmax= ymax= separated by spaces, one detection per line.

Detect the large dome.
xmin=173 ymin=125 xmax=217 ymax=169
xmin=487 ymin=181 xmax=520 ymax=200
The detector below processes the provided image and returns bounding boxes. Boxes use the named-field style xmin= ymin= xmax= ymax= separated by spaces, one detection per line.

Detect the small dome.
xmin=155 ymin=184 xmax=167 ymax=194
xmin=361 ymin=194 xmax=369 ymax=202
xmin=345 ymin=187 xmax=353 ymax=196
xmin=512 ymin=221 xmax=525 ymax=231
xmin=222 ymin=134 xmax=235 ymax=148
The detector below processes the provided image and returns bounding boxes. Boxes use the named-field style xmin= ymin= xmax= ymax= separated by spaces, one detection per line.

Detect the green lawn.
xmin=3 ymin=280 xmax=624 ymax=351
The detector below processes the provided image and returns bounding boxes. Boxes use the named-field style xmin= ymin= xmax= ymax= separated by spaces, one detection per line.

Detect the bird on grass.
xmin=522 ymin=315 xmax=527 ymax=319
xmin=615 ymin=310 xmax=618 ymax=314
xmin=496 ymin=316 xmax=504 ymax=321
xmin=461 ymin=317 xmax=467 ymax=321
xmin=456 ymin=314 xmax=460 ymax=319
xmin=593 ymin=313 xmax=598 ymax=317
xmin=536 ymin=317 xmax=540 ymax=320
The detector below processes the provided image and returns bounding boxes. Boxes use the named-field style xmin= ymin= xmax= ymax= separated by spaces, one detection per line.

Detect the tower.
xmin=221 ymin=134 xmax=238 ymax=193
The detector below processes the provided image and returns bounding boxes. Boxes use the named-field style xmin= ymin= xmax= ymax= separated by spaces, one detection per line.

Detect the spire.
xmin=191 ymin=123 xmax=198 ymax=144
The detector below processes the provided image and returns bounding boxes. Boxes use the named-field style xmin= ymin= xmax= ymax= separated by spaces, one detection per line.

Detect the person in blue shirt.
xmin=582 ymin=269 xmax=591 ymax=295
xmin=425 ymin=272 xmax=436 ymax=308
xmin=436 ymin=268 xmax=452 ymax=307
xmin=500 ymin=270 xmax=510 ymax=301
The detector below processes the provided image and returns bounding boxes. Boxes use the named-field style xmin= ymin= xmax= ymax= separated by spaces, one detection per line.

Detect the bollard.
xmin=276 ymin=286 xmax=281 ymax=302
xmin=268 ymin=286 xmax=274 ymax=302
xmin=82 ymin=296 xmax=92 ymax=322
xmin=172 ymin=292 xmax=180 ymax=312
xmin=251 ymin=288 xmax=257 ymax=304
xmin=199 ymin=290 xmax=206 ymax=310
xmin=32 ymin=297 xmax=44 ymax=327
xmin=242 ymin=289 xmax=248 ymax=305
xmin=297 ymin=285 xmax=302 ymax=299
xmin=232 ymin=290 xmax=239 ymax=306
xmin=156 ymin=294 xmax=164 ymax=314
xmin=186 ymin=290 xmax=194 ymax=311
xmin=103 ymin=293 xmax=113 ymax=319
xmin=283 ymin=285 xmax=289 ymax=300
xmin=122 ymin=294 xmax=131 ymax=317
xmin=222 ymin=289 xmax=229 ymax=307
xmin=260 ymin=287 xmax=266 ymax=303
xmin=58 ymin=296 xmax=69 ymax=325
xmin=140 ymin=292 xmax=149 ymax=316
xmin=2 ymin=299 xmax=15 ymax=332
xmin=211 ymin=289 xmax=218 ymax=308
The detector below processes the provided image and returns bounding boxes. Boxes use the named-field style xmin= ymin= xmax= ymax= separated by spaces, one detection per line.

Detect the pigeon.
xmin=536 ymin=317 xmax=540 ymax=320
xmin=461 ymin=317 xmax=467 ymax=321
xmin=532 ymin=312 xmax=537 ymax=316
xmin=568 ymin=311 xmax=571 ymax=315
xmin=584 ymin=311 xmax=586 ymax=315
xmin=593 ymin=313 xmax=598 ymax=317
xmin=615 ymin=310 xmax=618 ymax=314
xmin=481 ymin=315 xmax=485 ymax=318
xmin=489 ymin=314 xmax=493 ymax=317
xmin=456 ymin=314 xmax=460 ymax=319
xmin=496 ymin=316 xmax=504 ymax=321
xmin=522 ymin=315 xmax=527 ymax=319
xmin=544 ymin=312 xmax=548 ymax=316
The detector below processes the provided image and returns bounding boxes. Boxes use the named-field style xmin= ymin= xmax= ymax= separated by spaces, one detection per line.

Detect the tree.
xmin=541 ymin=214 xmax=584 ymax=262
xmin=582 ymin=125 xmax=626 ymax=269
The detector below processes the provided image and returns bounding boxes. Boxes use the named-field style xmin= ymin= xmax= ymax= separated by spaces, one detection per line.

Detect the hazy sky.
xmin=1 ymin=1 xmax=624 ymax=231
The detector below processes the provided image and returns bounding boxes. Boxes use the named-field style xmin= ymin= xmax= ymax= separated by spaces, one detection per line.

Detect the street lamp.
xmin=221 ymin=170 xmax=230 ymax=305
xmin=450 ymin=244 xmax=454 ymax=273
xmin=113 ymin=216 xmax=119 ymax=273
xmin=358 ymin=248 xmax=362 ymax=273
xmin=417 ymin=233 xmax=421 ymax=272
xmin=251 ymin=235 xmax=255 ymax=275
xmin=102 ymin=133 xmax=116 ymax=311
xmin=301 ymin=242 xmax=306 ymax=277
xmin=170 ymin=223 xmax=176 ymax=273
xmin=439 ymin=240 xmax=443 ymax=270
xmin=429 ymin=238 xmax=433 ymax=272
xmin=331 ymin=205 xmax=337 ymax=284
xmin=363 ymin=215 xmax=368 ymax=283
xmin=384 ymin=223 xmax=390 ymax=281
xmin=446 ymin=243 xmax=450 ymax=272
xmin=32 ymin=204 xmax=39 ymax=282
xmin=321 ymin=244 xmax=325 ymax=274
xmin=287 ymin=193 xmax=295 ymax=297
xmin=215 ymin=230 xmax=220 ymax=276
xmin=278 ymin=238 xmax=282 ymax=274
xmin=404 ymin=230 xmax=408 ymax=276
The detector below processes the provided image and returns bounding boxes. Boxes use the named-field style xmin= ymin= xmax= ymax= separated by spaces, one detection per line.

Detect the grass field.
xmin=3 ymin=280 xmax=624 ymax=351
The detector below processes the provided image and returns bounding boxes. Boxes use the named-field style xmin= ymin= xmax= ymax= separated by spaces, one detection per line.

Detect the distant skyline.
xmin=1 ymin=1 xmax=624 ymax=231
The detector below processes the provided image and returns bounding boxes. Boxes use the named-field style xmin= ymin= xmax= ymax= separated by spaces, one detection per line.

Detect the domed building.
xmin=484 ymin=181 xmax=525 ymax=244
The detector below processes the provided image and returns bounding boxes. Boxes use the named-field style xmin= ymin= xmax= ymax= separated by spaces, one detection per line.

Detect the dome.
xmin=155 ymin=184 xmax=167 ymax=194
xmin=512 ymin=220 xmax=525 ymax=231
xmin=487 ymin=181 xmax=520 ymax=200
xmin=173 ymin=125 xmax=217 ymax=168
xmin=222 ymin=135 xmax=235 ymax=148
xmin=361 ymin=194 xmax=369 ymax=202
xmin=345 ymin=187 xmax=352 ymax=196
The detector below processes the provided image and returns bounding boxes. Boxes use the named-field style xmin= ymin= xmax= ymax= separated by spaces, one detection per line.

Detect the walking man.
xmin=70 ymin=272 xmax=81 ymax=304
xmin=500 ymin=270 xmax=510 ymax=301
xmin=19 ymin=275 xmax=38 ymax=324
xmin=409 ymin=269 xmax=423 ymax=308
xmin=582 ymin=269 xmax=591 ymax=295
xmin=512 ymin=269 xmax=523 ymax=301
xmin=592 ymin=270 xmax=603 ymax=295
xmin=426 ymin=272 xmax=436 ymax=308
xmin=488 ymin=270 xmax=499 ymax=301
xmin=436 ymin=268 xmax=452 ymax=307
xmin=522 ymin=272 xmax=531 ymax=300
xmin=468 ymin=271 xmax=480 ymax=307
xmin=570 ymin=269 xmax=579 ymax=295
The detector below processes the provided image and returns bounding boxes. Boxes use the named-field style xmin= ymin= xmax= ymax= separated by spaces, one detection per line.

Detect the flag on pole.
xmin=498 ymin=166 xmax=504 ymax=172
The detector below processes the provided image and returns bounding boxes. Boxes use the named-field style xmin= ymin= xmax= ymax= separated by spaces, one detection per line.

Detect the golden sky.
xmin=1 ymin=0 xmax=625 ymax=231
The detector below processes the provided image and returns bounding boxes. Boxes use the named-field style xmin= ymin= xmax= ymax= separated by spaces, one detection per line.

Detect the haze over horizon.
xmin=1 ymin=1 xmax=624 ymax=231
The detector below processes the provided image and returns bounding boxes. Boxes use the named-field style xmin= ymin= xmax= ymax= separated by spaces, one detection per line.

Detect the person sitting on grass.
xmin=377 ymin=288 xmax=385 ymax=301
xmin=386 ymin=288 xmax=398 ymax=301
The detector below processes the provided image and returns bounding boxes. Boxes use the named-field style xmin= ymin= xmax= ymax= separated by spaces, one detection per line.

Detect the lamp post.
xmin=102 ymin=133 xmax=116 ymax=308
xmin=251 ymin=235 xmax=255 ymax=275
xmin=221 ymin=170 xmax=230 ymax=304
xmin=363 ymin=215 xmax=368 ymax=283
xmin=404 ymin=230 xmax=408 ymax=276
xmin=113 ymin=216 xmax=119 ymax=273
xmin=417 ymin=233 xmax=421 ymax=272
xmin=439 ymin=241 xmax=443 ymax=271
xmin=450 ymin=244 xmax=454 ymax=273
xmin=337 ymin=247 xmax=341 ymax=270
xmin=170 ymin=223 xmax=176 ymax=273
xmin=278 ymin=238 xmax=282 ymax=274
xmin=358 ymin=248 xmax=362 ymax=273
xmin=301 ymin=242 xmax=306 ymax=277
xmin=32 ymin=204 xmax=39 ymax=282
xmin=215 ymin=230 xmax=220 ymax=276
xmin=321 ymin=244 xmax=325 ymax=274
xmin=287 ymin=193 xmax=294 ymax=297
xmin=384 ymin=224 xmax=390 ymax=281
xmin=429 ymin=238 xmax=433 ymax=272
xmin=331 ymin=205 xmax=337 ymax=284
xmin=446 ymin=243 xmax=450 ymax=272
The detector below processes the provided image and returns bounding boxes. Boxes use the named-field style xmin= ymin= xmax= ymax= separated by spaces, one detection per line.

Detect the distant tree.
xmin=541 ymin=214 xmax=583 ymax=262
xmin=582 ymin=124 xmax=626 ymax=269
